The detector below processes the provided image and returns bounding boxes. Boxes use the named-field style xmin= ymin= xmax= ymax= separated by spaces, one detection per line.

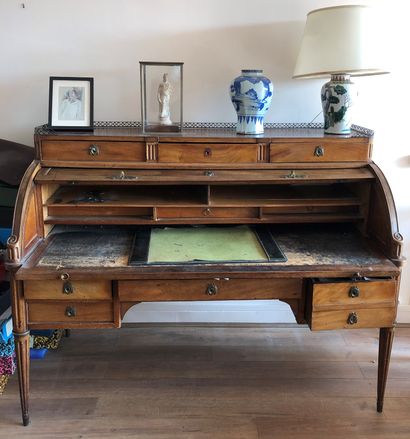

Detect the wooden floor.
xmin=1 ymin=326 xmax=410 ymax=438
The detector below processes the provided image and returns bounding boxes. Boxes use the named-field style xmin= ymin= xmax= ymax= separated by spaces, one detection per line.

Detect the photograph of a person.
xmin=58 ymin=87 xmax=84 ymax=121
xmin=48 ymin=76 xmax=93 ymax=130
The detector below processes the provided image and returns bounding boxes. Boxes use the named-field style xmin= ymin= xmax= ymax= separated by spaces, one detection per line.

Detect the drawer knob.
xmin=60 ymin=272 xmax=70 ymax=281
xmin=314 ymin=145 xmax=324 ymax=157
xmin=347 ymin=312 xmax=358 ymax=325
xmin=349 ymin=286 xmax=360 ymax=298
xmin=204 ymin=148 xmax=212 ymax=157
xmin=204 ymin=170 xmax=214 ymax=177
xmin=206 ymin=283 xmax=218 ymax=296
xmin=65 ymin=306 xmax=76 ymax=318
xmin=62 ymin=281 xmax=74 ymax=295
xmin=89 ymin=144 xmax=100 ymax=156
xmin=202 ymin=208 xmax=212 ymax=216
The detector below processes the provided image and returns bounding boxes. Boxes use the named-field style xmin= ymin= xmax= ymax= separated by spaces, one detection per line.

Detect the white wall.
xmin=1 ymin=0 xmax=409 ymax=323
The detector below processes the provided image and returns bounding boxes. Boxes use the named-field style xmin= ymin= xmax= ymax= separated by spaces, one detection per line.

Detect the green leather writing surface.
xmin=148 ymin=226 xmax=268 ymax=263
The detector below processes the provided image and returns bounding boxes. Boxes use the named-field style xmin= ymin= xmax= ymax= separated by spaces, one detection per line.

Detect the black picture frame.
xmin=48 ymin=76 xmax=94 ymax=131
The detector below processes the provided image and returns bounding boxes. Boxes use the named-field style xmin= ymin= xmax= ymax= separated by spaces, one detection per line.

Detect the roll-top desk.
xmin=7 ymin=123 xmax=404 ymax=425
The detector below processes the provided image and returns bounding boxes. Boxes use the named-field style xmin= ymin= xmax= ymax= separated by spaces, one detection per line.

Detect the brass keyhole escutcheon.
xmin=314 ymin=145 xmax=324 ymax=157
xmin=347 ymin=312 xmax=358 ymax=325
xmin=206 ymin=283 xmax=218 ymax=296
xmin=88 ymin=144 xmax=100 ymax=156
xmin=349 ymin=286 xmax=360 ymax=298
xmin=204 ymin=170 xmax=214 ymax=177
xmin=62 ymin=281 xmax=74 ymax=295
xmin=65 ymin=306 xmax=76 ymax=318
xmin=204 ymin=148 xmax=212 ymax=157
xmin=202 ymin=208 xmax=212 ymax=216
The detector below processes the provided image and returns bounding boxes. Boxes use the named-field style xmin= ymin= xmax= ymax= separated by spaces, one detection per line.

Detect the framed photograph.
xmin=48 ymin=76 xmax=94 ymax=130
xmin=140 ymin=62 xmax=183 ymax=133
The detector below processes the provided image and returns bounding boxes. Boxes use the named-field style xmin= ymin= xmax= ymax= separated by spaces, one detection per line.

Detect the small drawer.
xmin=158 ymin=143 xmax=259 ymax=164
xmin=269 ymin=140 xmax=370 ymax=163
xmin=118 ymin=278 xmax=302 ymax=301
xmin=27 ymin=301 xmax=114 ymax=324
xmin=156 ymin=206 xmax=258 ymax=219
xmin=47 ymin=205 xmax=153 ymax=218
xmin=41 ymin=140 xmax=146 ymax=163
xmin=312 ymin=280 xmax=397 ymax=311
xmin=310 ymin=307 xmax=396 ymax=331
xmin=24 ymin=280 xmax=112 ymax=300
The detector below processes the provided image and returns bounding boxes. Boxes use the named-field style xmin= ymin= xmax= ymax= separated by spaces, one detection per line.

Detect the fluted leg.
xmin=10 ymin=277 xmax=30 ymax=426
xmin=377 ymin=327 xmax=395 ymax=413
xmin=14 ymin=330 xmax=30 ymax=425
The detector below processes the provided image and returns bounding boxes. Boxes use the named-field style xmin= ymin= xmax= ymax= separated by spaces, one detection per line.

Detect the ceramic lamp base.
xmin=321 ymin=74 xmax=356 ymax=135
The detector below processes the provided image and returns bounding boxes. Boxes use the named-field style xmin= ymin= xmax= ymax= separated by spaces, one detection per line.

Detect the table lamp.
xmin=293 ymin=5 xmax=389 ymax=135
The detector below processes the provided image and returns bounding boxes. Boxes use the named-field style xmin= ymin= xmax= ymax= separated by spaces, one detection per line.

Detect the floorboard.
xmin=1 ymin=326 xmax=410 ymax=438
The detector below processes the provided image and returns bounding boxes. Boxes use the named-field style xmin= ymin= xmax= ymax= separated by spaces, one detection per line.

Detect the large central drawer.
xmin=118 ymin=278 xmax=303 ymax=301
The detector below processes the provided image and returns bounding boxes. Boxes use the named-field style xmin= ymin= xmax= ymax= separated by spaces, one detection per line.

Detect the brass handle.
xmin=347 ymin=312 xmax=358 ymax=325
xmin=204 ymin=148 xmax=212 ymax=157
xmin=62 ymin=281 xmax=74 ymax=295
xmin=60 ymin=272 xmax=70 ymax=281
xmin=314 ymin=145 xmax=324 ymax=157
xmin=349 ymin=286 xmax=360 ymax=298
xmin=202 ymin=208 xmax=212 ymax=216
xmin=65 ymin=306 xmax=76 ymax=318
xmin=88 ymin=144 xmax=100 ymax=156
xmin=206 ymin=283 xmax=218 ymax=296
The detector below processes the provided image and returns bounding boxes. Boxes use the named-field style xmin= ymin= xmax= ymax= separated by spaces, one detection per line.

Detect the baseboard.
xmin=122 ymin=322 xmax=307 ymax=328
xmin=397 ymin=304 xmax=410 ymax=324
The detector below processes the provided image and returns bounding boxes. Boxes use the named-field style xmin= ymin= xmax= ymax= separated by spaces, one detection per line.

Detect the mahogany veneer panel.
xmin=312 ymin=280 xmax=397 ymax=311
xmin=118 ymin=278 xmax=302 ymax=301
xmin=310 ymin=307 xmax=396 ymax=331
xmin=27 ymin=301 xmax=114 ymax=324
xmin=24 ymin=280 xmax=112 ymax=300
xmin=157 ymin=143 xmax=259 ymax=163
xmin=269 ymin=140 xmax=370 ymax=163
xmin=41 ymin=140 xmax=146 ymax=163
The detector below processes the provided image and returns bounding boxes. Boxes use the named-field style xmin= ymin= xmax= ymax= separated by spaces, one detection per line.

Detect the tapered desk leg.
xmin=10 ymin=278 xmax=30 ymax=426
xmin=14 ymin=331 xmax=30 ymax=426
xmin=377 ymin=327 xmax=395 ymax=413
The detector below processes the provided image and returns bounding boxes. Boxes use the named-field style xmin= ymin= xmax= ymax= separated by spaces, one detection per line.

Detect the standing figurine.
xmin=157 ymin=73 xmax=172 ymax=125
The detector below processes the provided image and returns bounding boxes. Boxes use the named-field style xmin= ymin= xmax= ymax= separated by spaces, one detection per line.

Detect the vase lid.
xmin=241 ymin=69 xmax=263 ymax=74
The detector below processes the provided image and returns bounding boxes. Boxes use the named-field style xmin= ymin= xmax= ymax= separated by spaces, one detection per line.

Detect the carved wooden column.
xmin=377 ymin=326 xmax=395 ymax=412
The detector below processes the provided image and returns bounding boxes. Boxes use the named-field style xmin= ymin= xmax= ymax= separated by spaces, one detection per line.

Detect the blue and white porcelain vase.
xmin=229 ymin=69 xmax=273 ymax=134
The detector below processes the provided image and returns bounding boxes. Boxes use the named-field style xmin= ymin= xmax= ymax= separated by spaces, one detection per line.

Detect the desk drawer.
xmin=312 ymin=280 xmax=397 ymax=310
xmin=156 ymin=207 xmax=259 ymax=220
xmin=158 ymin=143 xmax=259 ymax=164
xmin=24 ymin=280 xmax=112 ymax=300
xmin=310 ymin=307 xmax=396 ymax=331
xmin=41 ymin=140 xmax=146 ymax=163
xmin=269 ymin=140 xmax=370 ymax=163
xmin=118 ymin=278 xmax=302 ymax=301
xmin=27 ymin=302 xmax=114 ymax=324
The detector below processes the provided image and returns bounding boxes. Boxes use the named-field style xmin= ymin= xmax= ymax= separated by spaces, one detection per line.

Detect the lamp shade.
xmin=293 ymin=5 xmax=389 ymax=79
